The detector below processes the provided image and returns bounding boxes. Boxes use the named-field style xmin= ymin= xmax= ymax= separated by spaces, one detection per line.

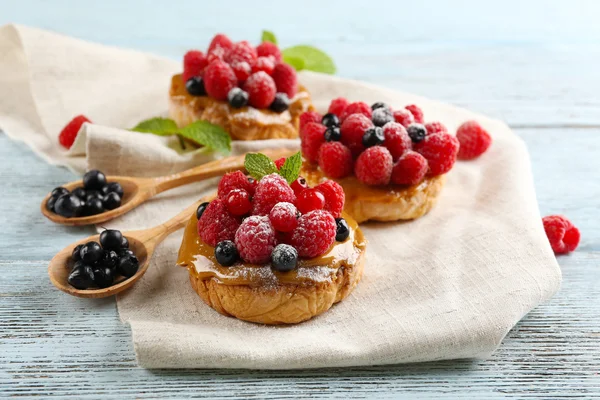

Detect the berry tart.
xmin=170 ymin=34 xmax=314 ymax=140
xmin=176 ymin=152 xmax=366 ymax=325
xmin=299 ymin=100 xmax=459 ymax=223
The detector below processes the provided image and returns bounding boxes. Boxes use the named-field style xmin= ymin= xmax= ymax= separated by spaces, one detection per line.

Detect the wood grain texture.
xmin=1 ymin=0 xmax=600 ymax=397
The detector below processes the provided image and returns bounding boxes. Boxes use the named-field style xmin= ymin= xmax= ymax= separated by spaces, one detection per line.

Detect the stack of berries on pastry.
xmin=169 ymin=34 xmax=313 ymax=140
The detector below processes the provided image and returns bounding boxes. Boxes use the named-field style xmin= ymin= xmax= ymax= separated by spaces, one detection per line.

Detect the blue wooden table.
xmin=1 ymin=0 xmax=599 ymax=398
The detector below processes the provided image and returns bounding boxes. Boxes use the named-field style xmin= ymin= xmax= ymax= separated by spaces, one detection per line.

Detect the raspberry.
xmin=299 ymin=111 xmax=322 ymax=134
xmin=456 ymin=120 xmax=492 ymax=160
xmin=315 ymin=180 xmax=345 ymax=218
xmin=197 ymin=198 xmax=240 ymax=247
xmin=391 ymin=151 xmax=428 ymax=185
xmin=300 ymin=122 xmax=326 ymax=163
xmin=243 ymin=71 xmax=277 ymax=109
xmin=183 ymin=50 xmax=208 ymax=82
xmin=203 ymin=61 xmax=237 ymax=101
xmin=225 ymin=189 xmax=251 ymax=216
xmin=392 ymin=109 xmax=415 ymax=128
xmin=252 ymin=56 xmax=275 ymax=75
xmin=354 ymin=146 xmax=393 ymax=185
xmin=231 ymin=61 xmax=252 ymax=83
xmin=291 ymin=177 xmax=308 ymax=196
xmin=290 ymin=210 xmax=336 ymax=258
xmin=252 ymin=173 xmax=296 ymax=215
xmin=208 ymin=33 xmax=233 ymax=54
xmin=269 ymin=202 xmax=299 ymax=232
xmin=542 ymin=215 xmax=580 ymax=254
xmin=272 ymin=62 xmax=297 ymax=99
xmin=235 ymin=216 xmax=276 ymax=263
xmin=218 ymin=171 xmax=254 ymax=198
xmin=424 ymin=121 xmax=448 ymax=135
xmin=58 ymin=115 xmax=91 ymax=149
xmin=340 ymin=113 xmax=373 ymax=156
xmin=328 ymin=97 xmax=350 ymax=117
xmin=274 ymin=157 xmax=286 ymax=169
xmin=414 ymin=133 xmax=459 ymax=176
xmin=405 ymin=104 xmax=424 ymax=123
xmin=340 ymin=101 xmax=372 ymax=122
xmin=224 ymin=41 xmax=257 ymax=66
xmin=296 ymin=188 xmax=325 ymax=214
xmin=256 ymin=41 xmax=282 ymax=62
xmin=383 ymin=122 xmax=411 ymax=160
xmin=207 ymin=47 xmax=226 ymax=64
xmin=318 ymin=142 xmax=353 ymax=178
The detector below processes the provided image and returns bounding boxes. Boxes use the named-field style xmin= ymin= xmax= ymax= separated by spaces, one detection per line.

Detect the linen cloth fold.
xmin=0 ymin=24 xmax=561 ymax=369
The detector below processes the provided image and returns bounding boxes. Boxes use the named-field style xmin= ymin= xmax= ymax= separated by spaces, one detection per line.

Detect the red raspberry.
xmin=231 ymin=61 xmax=251 ymax=83
xmin=183 ymin=50 xmax=208 ymax=82
xmin=542 ymin=215 xmax=580 ymax=254
xmin=274 ymin=157 xmax=286 ymax=169
xmin=328 ymin=97 xmax=349 ymax=117
xmin=203 ymin=60 xmax=237 ymax=101
xmin=340 ymin=113 xmax=373 ymax=156
xmin=315 ymin=180 xmax=345 ymax=218
xmin=290 ymin=210 xmax=336 ymax=258
xmin=218 ymin=171 xmax=254 ymax=198
xmin=391 ymin=151 xmax=428 ymax=185
xmin=256 ymin=41 xmax=282 ymax=62
xmin=456 ymin=120 xmax=492 ymax=160
xmin=208 ymin=33 xmax=233 ymax=54
xmin=340 ymin=101 xmax=372 ymax=122
xmin=269 ymin=202 xmax=299 ymax=232
xmin=291 ymin=177 xmax=308 ymax=196
xmin=296 ymin=188 xmax=326 ymax=214
xmin=225 ymin=189 xmax=252 ymax=216
xmin=405 ymin=104 xmax=424 ymax=123
xmin=197 ymin=198 xmax=240 ymax=247
xmin=299 ymin=111 xmax=322 ymax=134
xmin=252 ymin=56 xmax=275 ymax=75
xmin=252 ymin=173 xmax=296 ymax=215
xmin=414 ymin=133 xmax=459 ymax=176
xmin=272 ymin=62 xmax=298 ymax=99
xmin=383 ymin=122 xmax=411 ymax=160
xmin=318 ymin=142 xmax=353 ymax=179
xmin=424 ymin=121 xmax=448 ymax=135
xmin=392 ymin=109 xmax=415 ymax=128
xmin=235 ymin=216 xmax=276 ymax=263
xmin=224 ymin=41 xmax=257 ymax=66
xmin=300 ymin=122 xmax=326 ymax=163
xmin=207 ymin=47 xmax=226 ymax=64
xmin=243 ymin=71 xmax=277 ymax=109
xmin=354 ymin=146 xmax=393 ymax=186
xmin=58 ymin=115 xmax=91 ymax=149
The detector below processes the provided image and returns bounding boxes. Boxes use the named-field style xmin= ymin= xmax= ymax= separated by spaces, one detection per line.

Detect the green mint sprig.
xmin=261 ymin=30 xmax=277 ymax=45
xmin=261 ymin=31 xmax=336 ymax=75
xmin=245 ymin=151 xmax=302 ymax=183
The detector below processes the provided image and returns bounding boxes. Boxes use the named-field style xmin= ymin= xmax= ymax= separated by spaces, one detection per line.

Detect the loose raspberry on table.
xmin=299 ymin=111 xmax=322 ymax=134
xmin=252 ymin=56 xmax=275 ymax=75
xmin=269 ymin=202 xmax=299 ymax=232
xmin=183 ymin=50 xmax=208 ymax=82
xmin=456 ymin=120 xmax=492 ymax=160
xmin=243 ymin=71 xmax=277 ymax=108
xmin=383 ymin=122 xmax=412 ymax=160
xmin=542 ymin=215 xmax=580 ymax=254
xmin=272 ymin=62 xmax=297 ymax=99
xmin=225 ymin=189 xmax=252 ymax=216
xmin=424 ymin=121 xmax=448 ymax=135
xmin=354 ymin=146 xmax=393 ymax=185
xmin=58 ymin=115 xmax=91 ymax=149
xmin=414 ymin=133 xmax=459 ymax=176
xmin=252 ymin=173 xmax=296 ymax=215
xmin=218 ymin=171 xmax=255 ymax=198
xmin=235 ymin=215 xmax=277 ymax=264
xmin=197 ymin=198 xmax=240 ymax=247
xmin=391 ymin=151 xmax=428 ymax=185
xmin=208 ymin=33 xmax=234 ymax=54
xmin=328 ymin=97 xmax=350 ymax=117
xmin=203 ymin=60 xmax=237 ymax=101
xmin=405 ymin=104 xmax=424 ymax=123
xmin=301 ymin=122 xmax=326 ymax=163
xmin=290 ymin=210 xmax=336 ymax=258
xmin=274 ymin=157 xmax=286 ymax=169
xmin=224 ymin=41 xmax=258 ymax=66
xmin=340 ymin=101 xmax=372 ymax=122
xmin=318 ymin=142 xmax=353 ymax=179
xmin=392 ymin=109 xmax=415 ymax=128
xmin=340 ymin=113 xmax=373 ymax=156
xmin=296 ymin=188 xmax=326 ymax=214
xmin=231 ymin=61 xmax=252 ymax=83
xmin=315 ymin=180 xmax=345 ymax=218
xmin=256 ymin=41 xmax=282 ymax=62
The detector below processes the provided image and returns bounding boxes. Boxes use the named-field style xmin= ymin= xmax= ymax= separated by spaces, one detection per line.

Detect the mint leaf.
xmin=282 ymin=45 xmax=336 ymax=74
xmin=179 ymin=120 xmax=231 ymax=154
xmin=282 ymin=55 xmax=305 ymax=71
xmin=261 ymin=30 xmax=277 ymax=45
xmin=278 ymin=152 xmax=302 ymax=183
xmin=131 ymin=117 xmax=178 ymax=136
xmin=245 ymin=153 xmax=278 ymax=180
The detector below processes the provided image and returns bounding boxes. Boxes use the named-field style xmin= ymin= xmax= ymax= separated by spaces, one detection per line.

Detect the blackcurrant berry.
xmin=85 ymin=190 xmax=103 ymax=201
xmin=72 ymin=244 xmax=84 ymax=262
xmin=186 ymin=76 xmax=206 ymax=96
xmin=269 ymin=93 xmax=290 ymax=113
xmin=102 ymin=192 xmax=121 ymax=210
xmin=99 ymin=250 xmax=119 ymax=270
xmin=362 ymin=127 xmax=385 ymax=148
xmin=335 ymin=218 xmax=350 ymax=242
xmin=121 ymin=236 xmax=129 ymax=249
xmin=271 ymin=244 xmax=298 ymax=272
xmin=54 ymin=194 xmax=84 ymax=218
xmin=72 ymin=186 xmax=86 ymax=200
xmin=84 ymin=198 xmax=104 ymax=216
xmin=196 ymin=202 xmax=209 ymax=220
xmin=83 ymin=170 xmax=107 ymax=191
xmin=321 ymin=113 xmax=340 ymax=128
xmin=101 ymin=182 xmax=124 ymax=198
xmin=68 ymin=265 xmax=95 ymax=290
xmin=51 ymin=187 xmax=69 ymax=198
xmin=227 ymin=88 xmax=249 ymax=108
xmin=80 ymin=241 xmax=103 ymax=264
xmin=118 ymin=254 xmax=139 ymax=278
xmin=93 ymin=266 xmax=114 ymax=288
xmin=100 ymin=229 xmax=123 ymax=251
xmin=46 ymin=196 xmax=57 ymax=212
xmin=214 ymin=240 xmax=238 ymax=267
xmin=324 ymin=126 xmax=341 ymax=142
xmin=407 ymin=123 xmax=427 ymax=143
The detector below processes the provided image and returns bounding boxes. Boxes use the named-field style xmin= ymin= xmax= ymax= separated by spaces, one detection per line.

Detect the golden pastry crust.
xmin=169 ymin=74 xmax=314 ymax=140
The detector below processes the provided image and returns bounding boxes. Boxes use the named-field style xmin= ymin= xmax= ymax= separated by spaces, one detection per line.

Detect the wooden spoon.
xmin=41 ymin=148 xmax=294 ymax=226
xmin=48 ymin=199 xmax=204 ymax=298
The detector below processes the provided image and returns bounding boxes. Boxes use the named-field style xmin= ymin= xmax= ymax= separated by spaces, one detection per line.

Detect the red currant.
xmin=225 ymin=189 xmax=251 ymax=216
xmin=296 ymin=188 xmax=325 ymax=214
xmin=290 ymin=177 xmax=308 ymax=196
